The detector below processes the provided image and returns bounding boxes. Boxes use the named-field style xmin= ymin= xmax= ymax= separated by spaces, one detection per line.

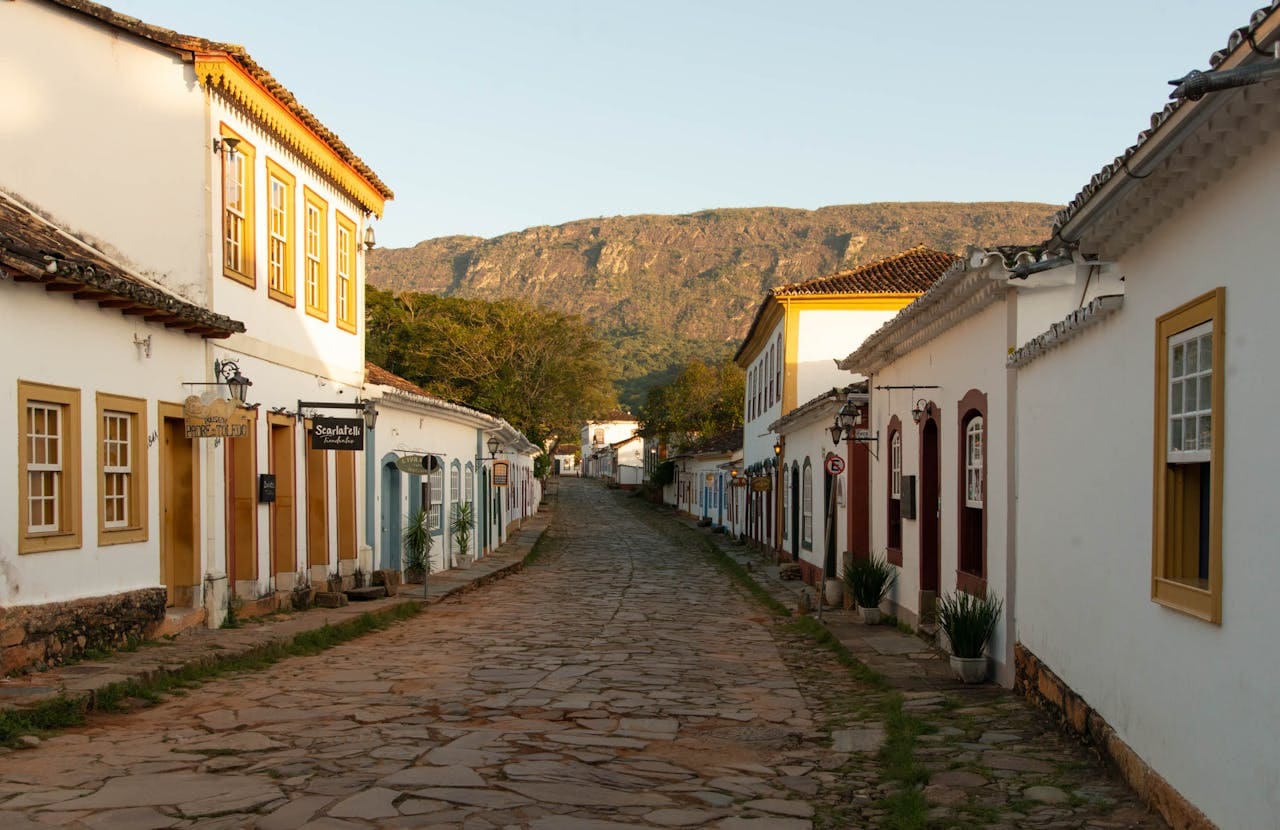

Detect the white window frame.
xmin=224 ymin=150 xmax=246 ymax=273
xmin=1167 ymin=320 xmax=1213 ymax=465
xmin=428 ymin=466 xmax=443 ymax=532
xmin=802 ymin=459 xmax=813 ymax=548
xmin=890 ymin=431 xmax=902 ymax=500
xmin=965 ymin=416 xmax=983 ymax=509
xmin=102 ymin=410 xmax=131 ymax=529
xmin=26 ymin=402 xmax=62 ymax=534
xmin=268 ymin=174 xmax=289 ymax=294
xmin=304 ymin=201 xmax=322 ymax=309
xmin=464 ymin=464 xmax=474 ymax=507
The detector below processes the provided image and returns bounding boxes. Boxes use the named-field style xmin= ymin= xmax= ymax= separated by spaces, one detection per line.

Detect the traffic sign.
xmin=824 ymin=454 xmax=846 ymax=476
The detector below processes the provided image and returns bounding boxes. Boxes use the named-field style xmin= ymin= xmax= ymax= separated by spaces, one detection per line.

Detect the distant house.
xmin=1004 ymin=8 xmax=1280 ymax=826
xmin=734 ymin=246 xmax=957 ymax=553
xmin=579 ymin=412 xmax=639 ymax=479
xmin=551 ymin=443 xmax=580 ymax=476
xmin=664 ymin=429 xmax=742 ymax=529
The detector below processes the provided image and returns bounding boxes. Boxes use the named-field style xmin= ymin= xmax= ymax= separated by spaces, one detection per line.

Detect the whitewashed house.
xmin=1 ymin=0 xmax=392 ymax=646
xmin=1009 ymin=9 xmax=1280 ymax=827
xmin=735 ymin=247 xmax=956 ymax=553
xmin=579 ymin=413 xmax=639 ymax=479
xmin=608 ymin=433 xmax=646 ymax=488
xmin=839 ymin=248 xmax=1123 ymax=684
xmin=664 ymin=430 xmax=741 ymax=528
xmin=769 ymin=386 xmax=867 ymax=596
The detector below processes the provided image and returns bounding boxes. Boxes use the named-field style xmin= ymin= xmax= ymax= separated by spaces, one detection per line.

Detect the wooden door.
xmin=305 ymin=424 xmax=329 ymax=569
xmin=920 ymin=417 xmax=941 ymax=594
xmin=336 ymin=449 xmax=357 ymax=561
xmin=268 ymin=416 xmax=296 ymax=580
xmin=159 ymin=404 xmax=199 ymax=607
xmin=226 ymin=420 xmax=258 ymax=585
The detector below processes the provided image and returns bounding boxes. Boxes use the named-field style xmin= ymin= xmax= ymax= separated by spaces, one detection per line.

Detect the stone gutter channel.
xmin=0 ymin=507 xmax=553 ymax=718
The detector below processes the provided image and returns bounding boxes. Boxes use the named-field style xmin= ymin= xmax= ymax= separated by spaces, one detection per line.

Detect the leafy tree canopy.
xmin=638 ymin=358 xmax=744 ymax=447
xmin=366 ymin=287 xmax=618 ymax=445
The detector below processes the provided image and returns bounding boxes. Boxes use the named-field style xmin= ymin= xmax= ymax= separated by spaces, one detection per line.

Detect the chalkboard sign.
xmin=258 ymin=473 xmax=277 ymax=503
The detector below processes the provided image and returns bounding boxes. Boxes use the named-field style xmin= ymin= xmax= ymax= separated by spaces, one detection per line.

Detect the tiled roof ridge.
xmin=364 ymin=361 xmax=431 ymax=398
xmin=45 ymin=0 xmax=392 ymax=201
xmin=1052 ymin=2 xmax=1280 ymax=235
xmin=771 ymin=244 xmax=959 ymax=297
xmin=0 ymin=190 xmax=244 ymax=337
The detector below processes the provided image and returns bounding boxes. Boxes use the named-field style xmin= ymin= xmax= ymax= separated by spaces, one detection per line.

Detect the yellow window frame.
xmin=303 ymin=186 xmax=329 ymax=321
xmin=220 ymin=124 xmax=256 ymax=287
xmin=17 ymin=380 xmax=82 ymax=554
xmin=265 ymin=158 xmax=296 ymax=307
xmin=335 ymin=211 xmax=358 ymax=334
xmin=96 ymin=392 xmax=148 ymax=546
xmin=1152 ymin=287 xmax=1225 ymax=623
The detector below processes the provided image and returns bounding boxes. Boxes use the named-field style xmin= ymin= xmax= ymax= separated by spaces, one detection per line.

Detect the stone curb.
xmin=0 ymin=505 xmax=555 ymax=719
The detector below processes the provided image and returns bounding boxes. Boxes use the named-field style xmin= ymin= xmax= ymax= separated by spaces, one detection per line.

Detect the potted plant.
xmin=843 ymin=555 xmax=896 ymax=624
xmin=450 ymin=502 xmax=475 ymax=562
xmin=936 ymin=589 xmax=1003 ymax=683
xmin=402 ymin=506 xmax=433 ymax=584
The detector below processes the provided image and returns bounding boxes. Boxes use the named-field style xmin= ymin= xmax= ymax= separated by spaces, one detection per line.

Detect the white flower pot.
xmin=950 ymin=655 xmax=989 ymax=684
xmin=859 ymin=606 xmax=882 ymax=625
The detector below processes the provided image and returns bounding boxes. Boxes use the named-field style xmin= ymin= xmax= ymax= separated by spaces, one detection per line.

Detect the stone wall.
xmin=0 ymin=588 xmax=167 ymax=675
xmin=1014 ymin=643 xmax=1216 ymax=830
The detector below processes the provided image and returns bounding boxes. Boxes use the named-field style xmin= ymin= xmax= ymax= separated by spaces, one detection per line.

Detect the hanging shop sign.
xmin=311 ymin=417 xmax=364 ymax=450
xmin=751 ymin=476 xmax=772 ymax=492
xmin=824 ymin=454 xmax=846 ymax=476
xmin=258 ymin=474 xmax=276 ymax=504
xmin=395 ymin=454 xmax=441 ymax=475
xmin=732 ymin=478 xmax=748 ymax=487
xmin=492 ymin=460 xmax=510 ymax=486
xmin=183 ymin=395 xmax=251 ymax=439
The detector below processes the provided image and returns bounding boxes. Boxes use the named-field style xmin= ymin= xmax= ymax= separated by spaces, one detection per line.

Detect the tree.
xmin=366 ymin=287 xmax=618 ymax=442
xmin=639 ymin=358 xmax=744 ymax=448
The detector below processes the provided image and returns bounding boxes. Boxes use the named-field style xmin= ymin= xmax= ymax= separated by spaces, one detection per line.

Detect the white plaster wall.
xmin=580 ymin=420 xmax=638 ymax=453
xmin=0 ymin=286 xmax=207 ymax=605
xmin=780 ymin=417 xmax=847 ymax=575
xmin=866 ymin=302 xmax=1013 ymax=680
xmin=200 ymin=348 xmax=365 ymax=594
xmin=1015 ymin=133 xmax=1280 ymax=829
xmin=743 ymin=319 xmax=784 ymax=469
xmin=1014 ymin=264 xmax=1125 ymax=349
xmin=208 ymin=99 xmax=368 ymax=385
xmin=0 ymin=1 xmax=208 ymax=301
xmin=795 ymin=308 xmax=897 ymax=404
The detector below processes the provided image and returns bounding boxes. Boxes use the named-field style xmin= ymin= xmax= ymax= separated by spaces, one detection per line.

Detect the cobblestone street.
xmin=0 ymin=479 xmax=1165 ymax=829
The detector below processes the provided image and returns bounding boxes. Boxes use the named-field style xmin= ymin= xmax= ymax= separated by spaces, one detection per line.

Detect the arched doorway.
xmin=920 ymin=413 xmax=941 ymax=615
xmin=380 ymin=456 xmax=402 ymax=570
xmin=790 ymin=463 xmax=800 ymax=561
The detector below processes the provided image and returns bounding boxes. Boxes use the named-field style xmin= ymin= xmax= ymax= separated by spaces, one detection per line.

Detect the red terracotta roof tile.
xmin=364 ymin=362 xmax=429 ymax=398
xmin=771 ymin=245 xmax=958 ymax=297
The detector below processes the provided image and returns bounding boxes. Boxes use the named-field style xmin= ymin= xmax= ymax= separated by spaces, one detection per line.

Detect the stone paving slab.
xmin=0 ymin=510 xmax=551 ymax=716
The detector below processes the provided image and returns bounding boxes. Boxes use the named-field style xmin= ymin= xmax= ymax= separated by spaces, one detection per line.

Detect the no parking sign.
xmin=824 ymin=454 xmax=846 ymax=476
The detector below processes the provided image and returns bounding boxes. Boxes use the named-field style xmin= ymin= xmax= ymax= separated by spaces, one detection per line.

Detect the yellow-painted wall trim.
xmin=784 ymin=293 xmax=920 ymax=312
xmin=195 ymin=54 xmax=387 ymax=217
xmin=783 ymin=303 xmax=799 ymax=413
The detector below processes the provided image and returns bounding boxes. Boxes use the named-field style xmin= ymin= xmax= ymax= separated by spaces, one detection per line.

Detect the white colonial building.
xmin=0 ymin=0 xmax=391 ymax=664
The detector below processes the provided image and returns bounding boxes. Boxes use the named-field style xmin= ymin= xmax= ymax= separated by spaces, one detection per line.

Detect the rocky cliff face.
xmin=369 ymin=202 xmax=1057 ymax=344
xmin=367 ymin=202 xmax=1059 ymax=405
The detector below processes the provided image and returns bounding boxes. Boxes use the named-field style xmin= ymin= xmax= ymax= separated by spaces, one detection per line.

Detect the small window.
xmin=1153 ymin=289 xmax=1224 ymax=623
xmin=335 ymin=212 xmax=358 ymax=333
xmin=887 ymin=424 xmax=902 ymax=557
xmin=464 ymin=463 xmax=475 ymax=507
xmin=775 ymin=333 xmax=783 ymax=405
xmin=19 ymin=381 xmax=82 ymax=554
xmin=265 ymin=159 xmax=296 ymax=306
xmin=428 ymin=465 xmax=443 ymax=532
xmin=781 ymin=473 xmax=789 ymax=541
xmin=97 ymin=393 xmax=148 ymax=544
xmin=965 ymin=417 xmax=984 ymax=509
xmin=303 ymin=188 xmax=329 ymax=321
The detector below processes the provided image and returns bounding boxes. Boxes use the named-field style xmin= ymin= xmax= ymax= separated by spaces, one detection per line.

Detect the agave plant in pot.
xmin=936 ymin=589 xmax=1003 ymax=683
xmin=842 ymin=555 xmax=896 ymax=624
xmin=402 ymin=506 xmax=433 ymax=584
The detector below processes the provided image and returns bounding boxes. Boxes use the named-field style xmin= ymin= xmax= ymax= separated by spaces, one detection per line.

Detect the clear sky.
xmin=107 ymin=1 xmax=1249 ymax=247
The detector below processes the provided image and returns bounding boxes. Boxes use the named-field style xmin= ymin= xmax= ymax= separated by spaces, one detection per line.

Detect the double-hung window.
xmin=887 ymin=427 xmax=902 ymax=556
xmin=97 ymin=394 xmax=147 ymax=544
xmin=19 ymin=382 xmax=82 ymax=553
xmin=428 ymin=465 xmax=443 ymax=532
xmin=265 ymin=159 xmax=295 ymax=305
xmin=335 ymin=212 xmax=358 ymax=333
xmin=957 ymin=394 xmax=987 ymax=591
xmin=1153 ymin=288 xmax=1224 ymax=623
xmin=221 ymin=126 xmax=255 ymax=285
xmin=303 ymin=188 xmax=329 ymax=320
xmin=464 ymin=464 xmax=475 ymax=508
